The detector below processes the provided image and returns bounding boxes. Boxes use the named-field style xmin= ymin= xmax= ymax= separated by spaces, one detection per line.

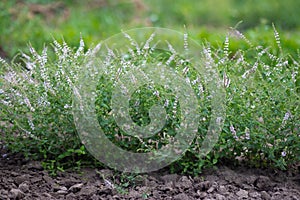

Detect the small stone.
xmin=207 ymin=186 xmax=215 ymax=193
xmin=18 ymin=182 xmax=30 ymax=193
xmin=218 ymin=185 xmax=227 ymax=194
xmin=60 ymin=186 xmax=68 ymax=191
xmin=10 ymin=188 xmax=25 ymax=199
xmin=56 ymin=186 xmax=68 ymax=194
xmin=261 ymin=191 xmax=271 ymax=200
xmin=53 ymin=184 xmax=63 ymax=191
xmin=215 ymin=193 xmax=226 ymax=200
xmin=11 ymin=172 xmax=19 ymax=177
xmin=241 ymin=183 xmax=252 ymax=190
xmin=68 ymin=183 xmax=84 ymax=193
xmin=249 ymin=191 xmax=261 ymax=198
xmin=236 ymin=189 xmax=248 ymax=198
xmin=30 ymin=176 xmax=43 ymax=184
xmin=15 ymin=175 xmax=29 ymax=185
xmin=57 ymin=189 xmax=68 ymax=194
xmin=246 ymin=175 xmax=258 ymax=185
xmin=292 ymin=195 xmax=299 ymax=200
xmin=198 ymin=191 xmax=207 ymax=198
xmin=176 ymin=176 xmax=193 ymax=189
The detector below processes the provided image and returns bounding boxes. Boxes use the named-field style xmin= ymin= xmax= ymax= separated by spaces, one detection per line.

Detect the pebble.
xmin=11 ymin=172 xmax=19 ymax=177
xmin=261 ymin=191 xmax=271 ymax=200
xmin=15 ymin=175 xmax=29 ymax=185
xmin=218 ymin=185 xmax=227 ymax=193
xmin=249 ymin=191 xmax=261 ymax=198
xmin=68 ymin=183 xmax=83 ymax=193
xmin=292 ymin=195 xmax=299 ymax=200
xmin=18 ymin=182 xmax=30 ymax=193
xmin=10 ymin=188 xmax=25 ymax=199
xmin=236 ymin=189 xmax=248 ymax=198
xmin=198 ymin=191 xmax=207 ymax=198
xmin=57 ymin=186 xmax=68 ymax=194
xmin=207 ymin=186 xmax=215 ymax=193
xmin=215 ymin=193 xmax=226 ymax=200
xmin=57 ymin=189 xmax=68 ymax=194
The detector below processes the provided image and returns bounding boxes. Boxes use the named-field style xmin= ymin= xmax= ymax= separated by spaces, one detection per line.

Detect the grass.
xmin=1 ymin=0 xmax=300 ymax=59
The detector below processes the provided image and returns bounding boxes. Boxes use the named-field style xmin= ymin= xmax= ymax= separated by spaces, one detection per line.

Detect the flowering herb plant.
xmin=0 ymin=26 xmax=299 ymax=174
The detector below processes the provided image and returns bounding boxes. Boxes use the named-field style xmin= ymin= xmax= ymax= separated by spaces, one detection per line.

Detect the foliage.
xmin=0 ymin=38 xmax=100 ymax=172
xmin=174 ymin=26 xmax=300 ymax=174
xmin=0 ymin=26 xmax=299 ymax=175
xmin=230 ymin=0 xmax=300 ymax=29
xmin=0 ymin=0 xmax=135 ymax=59
xmin=1 ymin=0 xmax=300 ymax=60
xmin=146 ymin=0 xmax=300 ymax=29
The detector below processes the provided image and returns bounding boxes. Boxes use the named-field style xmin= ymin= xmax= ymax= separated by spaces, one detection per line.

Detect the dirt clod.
xmin=9 ymin=188 xmax=25 ymax=200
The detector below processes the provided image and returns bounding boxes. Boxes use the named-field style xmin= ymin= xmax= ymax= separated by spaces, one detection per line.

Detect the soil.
xmin=0 ymin=144 xmax=299 ymax=200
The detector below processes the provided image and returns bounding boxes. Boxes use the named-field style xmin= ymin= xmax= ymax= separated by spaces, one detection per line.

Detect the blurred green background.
xmin=1 ymin=0 xmax=300 ymax=59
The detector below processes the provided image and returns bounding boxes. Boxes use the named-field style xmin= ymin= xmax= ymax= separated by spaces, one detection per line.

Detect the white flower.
xmin=183 ymin=32 xmax=188 ymax=51
xmin=283 ymin=111 xmax=291 ymax=121
xmin=216 ymin=117 xmax=223 ymax=124
xmin=64 ymin=104 xmax=71 ymax=109
xmin=28 ymin=119 xmax=35 ymax=131
xmin=164 ymin=99 xmax=169 ymax=107
xmin=182 ymin=66 xmax=189 ymax=75
xmin=153 ymin=90 xmax=159 ymax=97
xmin=191 ymin=78 xmax=199 ymax=86
xmin=245 ymin=127 xmax=250 ymax=140
xmin=223 ymin=72 xmax=230 ymax=88
xmin=230 ymin=125 xmax=238 ymax=140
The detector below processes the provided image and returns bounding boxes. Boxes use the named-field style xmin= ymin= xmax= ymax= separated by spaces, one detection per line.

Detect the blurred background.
xmin=1 ymin=0 xmax=300 ymax=59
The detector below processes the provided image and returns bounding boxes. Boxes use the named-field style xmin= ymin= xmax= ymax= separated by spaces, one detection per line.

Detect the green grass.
xmin=1 ymin=0 xmax=300 ymax=59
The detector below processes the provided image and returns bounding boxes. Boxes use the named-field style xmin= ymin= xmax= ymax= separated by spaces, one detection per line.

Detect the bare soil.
xmin=0 ymin=143 xmax=299 ymax=200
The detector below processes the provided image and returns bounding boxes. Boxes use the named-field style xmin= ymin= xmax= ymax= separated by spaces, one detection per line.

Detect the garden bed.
xmin=1 ymin=144 xmax=299 ymax=200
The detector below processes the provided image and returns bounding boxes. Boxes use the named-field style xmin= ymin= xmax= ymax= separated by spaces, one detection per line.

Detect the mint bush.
xmin=0 ymin=27 xmax=299 ymax=174
xmin=0 ymin=39 xmax=92 ymax=169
